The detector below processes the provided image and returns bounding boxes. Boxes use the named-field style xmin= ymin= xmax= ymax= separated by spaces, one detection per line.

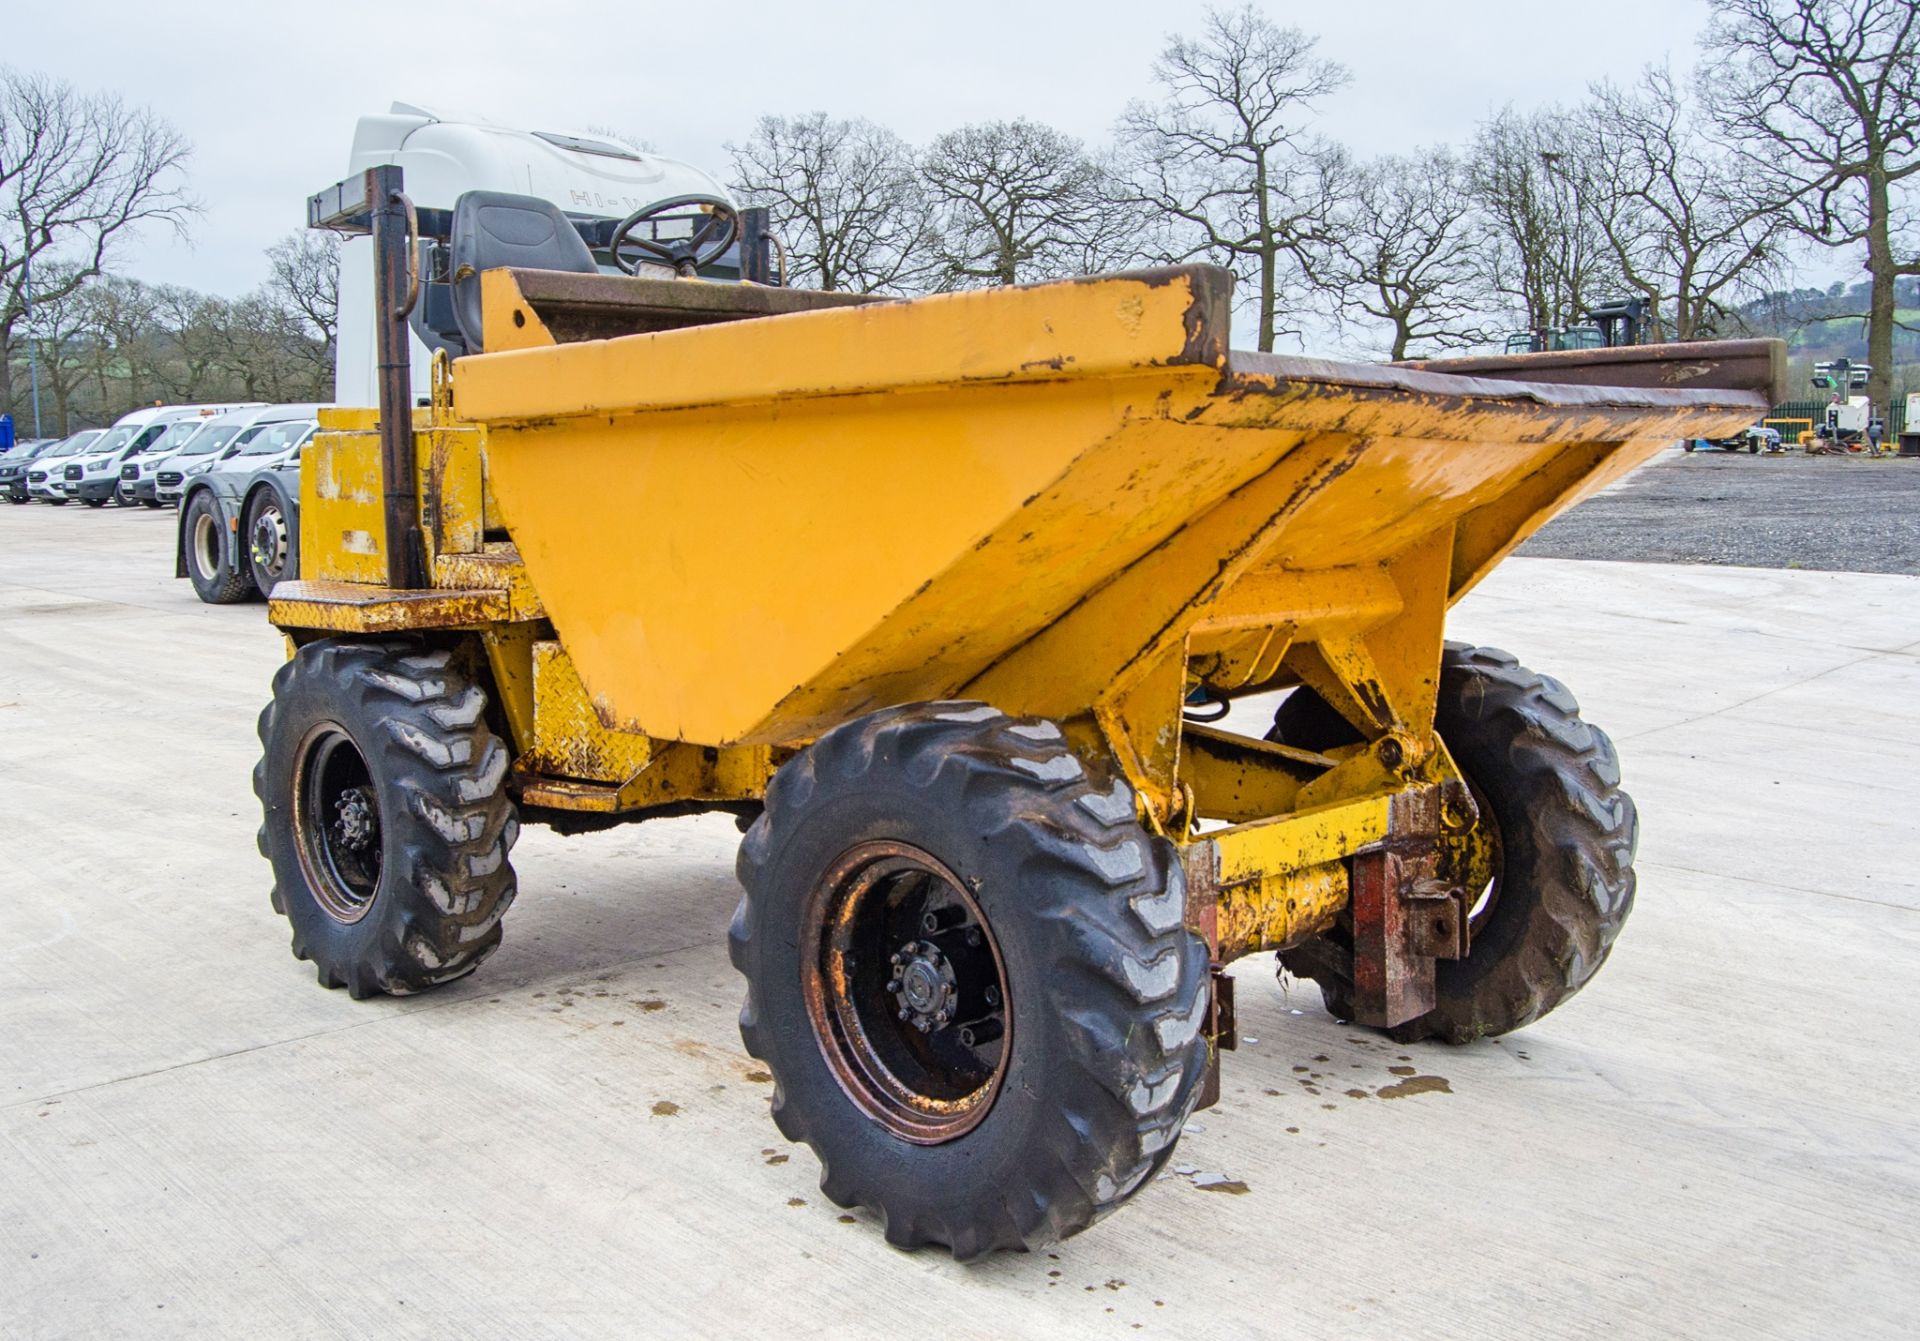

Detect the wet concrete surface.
xmin=3 ymin=504 xmax=1916 ymax=1339
xmin=1520 ymin=447 xmax=1920 ymax=574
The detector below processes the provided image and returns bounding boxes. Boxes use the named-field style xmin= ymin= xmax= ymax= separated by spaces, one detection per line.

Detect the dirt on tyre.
xmin=183 ymin=491 xmax=254 ymax=604
xmin=731 ymin=701 xmax=1209 ymax=1260
xmin=1272 ymin=643 xmax=1637 ymax=1043
xmin=244 ymin=488 xmax=297 ymax=596
xmin=254 ymin=638 xmax=519 ymax=998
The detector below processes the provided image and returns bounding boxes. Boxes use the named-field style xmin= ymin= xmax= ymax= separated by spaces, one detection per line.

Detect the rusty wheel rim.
xmin=292 ymin=724 xmax=383 ymax=924
xmin=801 ymin=841 xmax=1012 ymax=1145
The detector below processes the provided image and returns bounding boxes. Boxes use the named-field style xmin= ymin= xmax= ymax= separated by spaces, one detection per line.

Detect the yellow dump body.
xmin=274 ymin=262 xmax=1775 ymax=980
xmin=447 ymin=266 xmax=1762 ymax=751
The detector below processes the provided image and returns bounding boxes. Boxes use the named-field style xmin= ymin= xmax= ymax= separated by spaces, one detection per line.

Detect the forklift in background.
xmin=1502 ymin=298 xmax=1647 ymax=355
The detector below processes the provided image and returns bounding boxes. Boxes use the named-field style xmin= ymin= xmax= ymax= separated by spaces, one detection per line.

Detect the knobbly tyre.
xmin=251 ymin=160 xmax=1783 ymax=1260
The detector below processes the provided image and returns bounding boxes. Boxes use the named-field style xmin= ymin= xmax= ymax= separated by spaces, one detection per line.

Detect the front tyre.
xmin=731 ymin=702 xmax=1209 ymax=1260
xmin=1274 ymin=644 xmax=1637 ymax=1043
xmin=254 ymin=639 xmax=519 ymax=998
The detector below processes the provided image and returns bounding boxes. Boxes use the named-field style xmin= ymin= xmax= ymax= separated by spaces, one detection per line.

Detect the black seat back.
xmin=446 ymin=191 xmax=598 ymax=353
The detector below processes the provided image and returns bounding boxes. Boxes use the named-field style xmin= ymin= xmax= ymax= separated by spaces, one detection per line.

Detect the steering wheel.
xmin=608 ymin=195 xmax=739 ymax=278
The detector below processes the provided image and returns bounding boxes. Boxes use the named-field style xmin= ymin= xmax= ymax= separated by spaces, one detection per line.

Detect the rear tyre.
xmin=1272 ymin=644 xmax=1637 ymax=1043
xmin=183 ymin=490 xmax=254 ymax=604
xmin=731 ymin=702 xmax=1209 ymax=1260
xmin=254 ymin=639 xmax=519 ymax=998
xmin=244 ymin=489 xmax=297 ymax=596
xmin=1265 ymin=686 xmax=1362 ymax=753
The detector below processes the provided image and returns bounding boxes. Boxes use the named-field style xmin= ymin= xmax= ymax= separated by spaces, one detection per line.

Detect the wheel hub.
xmin=889 ymin=941 xmax=957 ymax=1032
xmin=333 ymin=786 xmax=379 ymax=852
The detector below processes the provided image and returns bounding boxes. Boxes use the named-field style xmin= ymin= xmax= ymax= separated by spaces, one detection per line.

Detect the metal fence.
xmin=1767 ymin=398 xmax=1908 ymax=438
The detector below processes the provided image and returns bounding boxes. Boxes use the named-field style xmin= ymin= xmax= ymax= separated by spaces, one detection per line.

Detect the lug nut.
xmin=984 ymin=986 xmax=1000 ymax=1007
xmin=957 ymin=1016 xmax=1004 ymax=1047
xmin=921 ymin=905 xmax=965 ymax=934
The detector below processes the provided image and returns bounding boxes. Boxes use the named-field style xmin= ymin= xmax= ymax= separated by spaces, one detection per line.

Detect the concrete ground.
xmin=3 ymin=503 xmax=1916 ymax=1340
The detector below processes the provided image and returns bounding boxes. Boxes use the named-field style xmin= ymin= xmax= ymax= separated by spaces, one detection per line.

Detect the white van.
xmin=62 ymin=404 xmax=261 ymax=506
xmin=153 ymin=406 xmax=276 ymax=505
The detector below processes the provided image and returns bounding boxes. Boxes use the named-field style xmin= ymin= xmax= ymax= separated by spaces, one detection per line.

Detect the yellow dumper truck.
xmin=257 ymin=164 xmax=1781 ymax=1258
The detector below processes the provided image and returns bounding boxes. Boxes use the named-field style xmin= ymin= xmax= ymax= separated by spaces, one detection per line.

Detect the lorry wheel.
xmin=731 ymin=702 xmax=1208 ymax=1260
xmin=245 ymin=489 xmax=296 ymax=596
xmin=1272 ymin=644 xmax=1637 ymax=1043
xmin=255 ymin=640 xmax=518 ymax=998
xmin=182 ymin=491 xmax=254 ymax=604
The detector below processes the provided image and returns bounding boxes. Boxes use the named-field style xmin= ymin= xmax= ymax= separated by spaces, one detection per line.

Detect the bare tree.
xmin=0 ymin=67 xmax=195 ymax=421
xmin=728 ymin=114 xmax=934 ymax=292
xmin=1309 ymin=149 xmax=1490 ymax=359
xmin=264 ymin=229 xmax=341 ymax=368
xmin=1581 ymin=68 xmax=1785 ymax=340
xmin=1468 ymin=106 xmax=1623 ymax=341
xmin=11 ymin=260 xmax=91 ymax=433
xmin=75 ymin=274 xmax=163 ymax=419
xmin=1704 ymin=0 xmax=1919 ymax=407
xmin=1115 ymin=6 xmax=1350 ymax=351
xmin=921 ymin=119 xmax=1124 ymax=288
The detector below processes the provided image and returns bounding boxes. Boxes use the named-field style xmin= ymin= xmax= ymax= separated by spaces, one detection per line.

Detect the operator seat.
xmin=443 ymin=191 xmax=598 ymax=354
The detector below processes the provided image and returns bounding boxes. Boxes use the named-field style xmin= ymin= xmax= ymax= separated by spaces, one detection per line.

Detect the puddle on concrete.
xmin=1376 ymin=1075 xmax=1451 ymax=1099
xmin=650 ymin=1100 xmax=680 ymax=1117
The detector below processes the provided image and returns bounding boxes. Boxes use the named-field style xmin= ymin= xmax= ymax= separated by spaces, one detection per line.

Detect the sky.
xmin=14 ymin=0 xmax=1728 ymax=345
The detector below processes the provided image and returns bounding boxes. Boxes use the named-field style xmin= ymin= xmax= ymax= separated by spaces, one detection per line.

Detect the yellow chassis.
xmin=269 ymin=263 xmax=1769 ymax=1037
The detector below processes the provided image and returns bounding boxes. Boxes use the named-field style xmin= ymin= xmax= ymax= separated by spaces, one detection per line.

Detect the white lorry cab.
xmin=333 ymin=103 xmax=742 ymax=406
